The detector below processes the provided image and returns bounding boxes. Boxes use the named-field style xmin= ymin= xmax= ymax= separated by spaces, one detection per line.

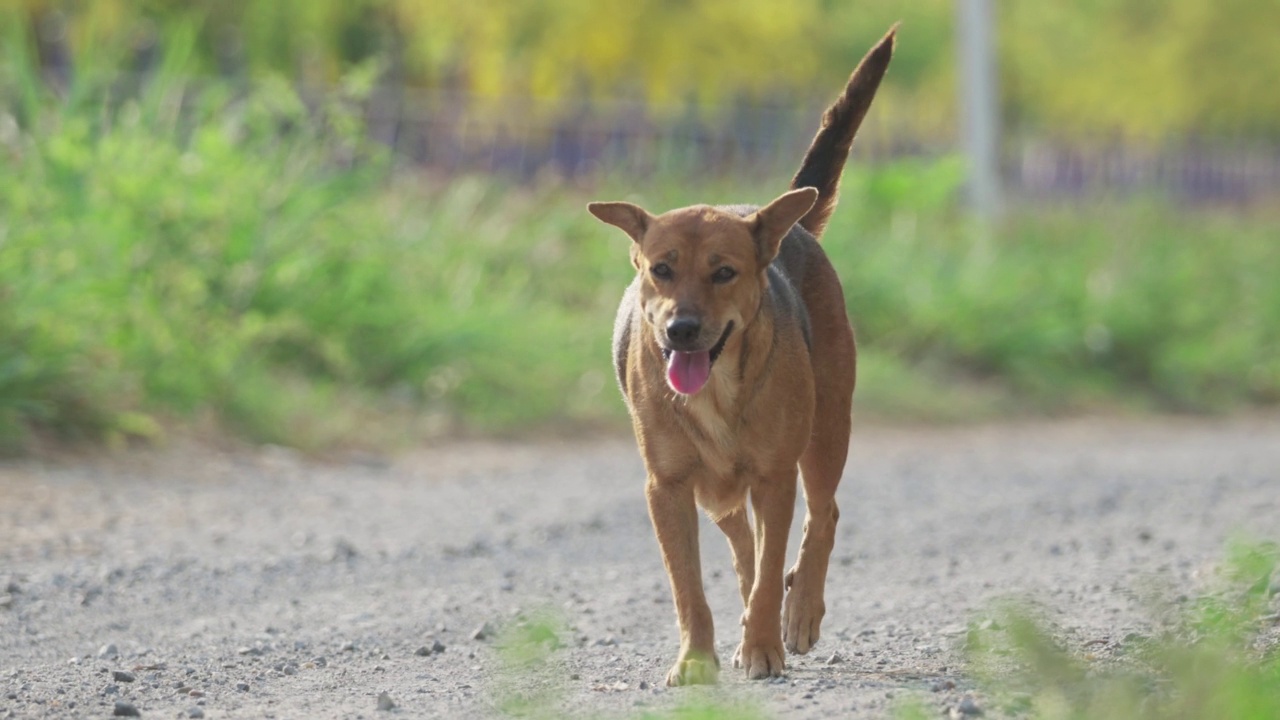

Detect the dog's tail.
xmin=791 ymin=25 xmax=897 ymax=239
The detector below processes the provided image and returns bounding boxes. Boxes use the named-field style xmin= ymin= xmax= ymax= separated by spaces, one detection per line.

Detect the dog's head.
xmin=587 ymin=187 xmax=817 ymax=396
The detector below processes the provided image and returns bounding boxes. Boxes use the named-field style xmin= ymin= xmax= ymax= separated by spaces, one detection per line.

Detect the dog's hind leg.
xmin=784 ymin=418 xmax=849 ymax=655
xmin=784 ymin=329 xmax=855 ymax=655
xmin=714 ymin=507 xmax=754 ymax=667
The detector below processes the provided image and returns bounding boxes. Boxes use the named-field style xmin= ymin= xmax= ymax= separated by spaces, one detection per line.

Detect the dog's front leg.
xmin=738 ymin=471 xmax=797 ymax=679
xmin=646 ymin=475 xmax=718 ymax=686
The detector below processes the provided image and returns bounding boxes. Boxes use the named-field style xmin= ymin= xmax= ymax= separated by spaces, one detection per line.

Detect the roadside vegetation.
xmin=946 ymin=541 xmax=1280 ymax=720
xmin=2 ymin=41 xmax=1278 ymax=453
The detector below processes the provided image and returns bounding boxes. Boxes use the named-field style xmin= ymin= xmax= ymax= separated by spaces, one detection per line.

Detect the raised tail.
xmin=791 ymin=25 xmax=897 ymax=239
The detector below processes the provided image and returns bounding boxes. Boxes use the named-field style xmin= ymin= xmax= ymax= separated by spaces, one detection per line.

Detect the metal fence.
xmin=363 ymin=87 xmax=1280 ymax=203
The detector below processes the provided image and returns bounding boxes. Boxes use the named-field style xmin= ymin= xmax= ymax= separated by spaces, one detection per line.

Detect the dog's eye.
xmin=711 ymin=267 xmax=737 ymax=284
xmin=651 ymin=263 xmax=673 ymax=281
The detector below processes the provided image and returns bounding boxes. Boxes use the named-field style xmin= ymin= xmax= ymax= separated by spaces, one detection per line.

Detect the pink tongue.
xmin=667 ymin=350 xmax=711 ymax=395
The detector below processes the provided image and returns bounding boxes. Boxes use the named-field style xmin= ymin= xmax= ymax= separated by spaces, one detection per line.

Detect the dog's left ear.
xmin=748 ymin=187 xmax=819 ymax=265
xmin=587 ymin=201 xmax=652 ymax=244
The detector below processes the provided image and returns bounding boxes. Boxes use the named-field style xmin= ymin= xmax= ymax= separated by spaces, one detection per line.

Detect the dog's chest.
xmin=677 ymin=373 xmax=744 ymax=475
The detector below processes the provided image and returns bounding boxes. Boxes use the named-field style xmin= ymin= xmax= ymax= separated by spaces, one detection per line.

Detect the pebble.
xmin=112 ymin=701 xmax=141 ymax=717
xmin=825 ymin=652 xmax=843 ymax=665
xmin=932 ymin=679 xmax=957 ymax=692
xmin=186 ymin=708 xmax=205 ymax=719
xmin=958 ymin=696 xmax=983 ymax=715
xmin=377 ymin=691 xmax=396 ymax=711
xmin=98 ymin=643 xmax=120 ymax=659
xmin=236 ymin=682 xmax=250 ymax=692
xmin=414 ymin=645 xmax=432 ymax=656
xmin=0 ymin=594 xmax=12 ymax=609
xmin=103 ymin=685 xmax=120 ymax=695
xmin=112 ymin=671 xmax=136 ymax=683
xmin=471 ymin=622 xmax=495 ymax=641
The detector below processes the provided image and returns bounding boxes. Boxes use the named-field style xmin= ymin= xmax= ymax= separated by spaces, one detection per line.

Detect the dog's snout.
xmin=666 ymin=317 xmax=702 ymax=348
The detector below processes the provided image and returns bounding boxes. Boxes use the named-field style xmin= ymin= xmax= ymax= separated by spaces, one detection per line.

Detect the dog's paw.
xmin=738 ymin=636 xmax=785 ymax=680
xmin=783 ymin=569 xmax=826 ymax=655
xmin=665 ymin=650 xmax=719 ymax=686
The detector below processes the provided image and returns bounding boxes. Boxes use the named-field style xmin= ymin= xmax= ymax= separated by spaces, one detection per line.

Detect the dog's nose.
xmin=666 ymin=317 xmax=701 ymax=347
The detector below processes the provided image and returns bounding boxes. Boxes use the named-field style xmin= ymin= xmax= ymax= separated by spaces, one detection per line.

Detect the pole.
xmin=956 ymin=0 xmax=1002 ymax=218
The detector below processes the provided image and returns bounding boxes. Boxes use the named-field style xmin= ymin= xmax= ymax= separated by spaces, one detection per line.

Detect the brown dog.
xmin=587 ymin=28 xmax=895 ymax=685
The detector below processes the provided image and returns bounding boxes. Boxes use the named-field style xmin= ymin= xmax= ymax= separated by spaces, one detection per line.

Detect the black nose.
xmin=666 ymin=317 xmax=701 ymax=347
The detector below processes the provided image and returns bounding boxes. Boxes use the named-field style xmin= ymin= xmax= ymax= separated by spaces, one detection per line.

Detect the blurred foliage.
xmin=1 ymin=0 xmax=1278 ymax=136
xmin=0 ymin=18 xmax=1278 ymax=452
xmin=964 ymin=540 xmax=1280 ymax=719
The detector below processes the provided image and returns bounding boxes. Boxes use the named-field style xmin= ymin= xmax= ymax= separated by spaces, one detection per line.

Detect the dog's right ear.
xmin=587 ymin=202 xmax=652 ymax=244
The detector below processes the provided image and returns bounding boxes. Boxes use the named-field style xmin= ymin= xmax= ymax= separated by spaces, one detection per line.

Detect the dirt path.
xmin=2 ymin=417 xmax=1278 ymax=719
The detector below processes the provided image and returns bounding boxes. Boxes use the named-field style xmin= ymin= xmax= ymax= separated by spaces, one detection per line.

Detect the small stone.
xmin=186 ymin=708 xmax=205 ymax=719
xmin=471 ymin=622 xmax=495 ymax=641
xmin=235 ymin=682 xmax=250 ymax=692
xmin=112 ymin=701 xmax=140 ymax=717
xmin=0 ymin=594 xmax=12 ymax=609
xmin=112 ymin=671 xmax=136 ymax=683
xmin=376 ymin=691 xmax=396 ymax=711
xmin=187 ymin=690 xmax=204 ymax=698
xmin=958 ymin=696 xmax=983 ymax=715
xmin=339 ymin=641 xmax=356 ymax=652
xmin=932 ymin=679 xmax=957 ymax=692
xmin=414 ymin=645 xmax=431 ymax=656
xmin=103 ymin=685 xmax=120 ymax=695
xmin=825 ymin=652 xmax=843 ymax=665
xmin=98 ymin=643 xmax=120 ymax=659
xmin=431 ymin=639 xmax=446 ymax=654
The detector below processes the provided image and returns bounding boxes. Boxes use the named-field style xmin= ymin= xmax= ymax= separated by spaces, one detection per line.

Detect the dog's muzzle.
xmin=662 ymin=322 xmax=733 ymax=395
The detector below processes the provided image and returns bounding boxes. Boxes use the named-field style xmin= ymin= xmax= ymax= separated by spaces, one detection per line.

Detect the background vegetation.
xmin=1 ymin=3 xmax=1278 ymax=452
xmin=3 ymin=0 xmax=1279 ymax=136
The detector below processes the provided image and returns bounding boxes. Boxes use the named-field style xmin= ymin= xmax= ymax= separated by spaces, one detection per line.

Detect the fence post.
xmin=956 ymin=0 xmax=1003 ymax=218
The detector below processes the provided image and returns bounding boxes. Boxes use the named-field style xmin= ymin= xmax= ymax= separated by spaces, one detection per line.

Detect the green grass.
xmin=960 ymin=541 xmax=1280 ymax=719
xmin=1 ymin=39 xmax=1278 ymax=452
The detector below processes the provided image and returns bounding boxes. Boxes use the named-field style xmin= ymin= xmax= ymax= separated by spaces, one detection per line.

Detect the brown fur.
xmin=586 ymin=27 xmax=896 ymax=686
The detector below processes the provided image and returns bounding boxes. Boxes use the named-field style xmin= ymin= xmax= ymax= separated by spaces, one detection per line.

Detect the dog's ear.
xmin=748 ymin=187 xmax=819 ymax=265
xmin=587 ymin=202 xmax=652 ymax=244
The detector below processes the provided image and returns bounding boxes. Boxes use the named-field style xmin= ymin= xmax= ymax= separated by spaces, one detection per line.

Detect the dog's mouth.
xmin=661 ymin=322 xmax=734 ymax=396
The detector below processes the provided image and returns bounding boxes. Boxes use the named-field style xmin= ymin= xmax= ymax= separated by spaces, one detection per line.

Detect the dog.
xmin=586 ymin=28 xmax=895 ymax=685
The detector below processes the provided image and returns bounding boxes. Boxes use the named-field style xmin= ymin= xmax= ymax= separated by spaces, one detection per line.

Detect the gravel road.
xmin=2 ymin=417 xmax=1278 ymax=719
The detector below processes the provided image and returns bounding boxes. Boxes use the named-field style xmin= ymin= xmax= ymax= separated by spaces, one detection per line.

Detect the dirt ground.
xmin=2 ymin=416 xmax=1278 ymax=719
